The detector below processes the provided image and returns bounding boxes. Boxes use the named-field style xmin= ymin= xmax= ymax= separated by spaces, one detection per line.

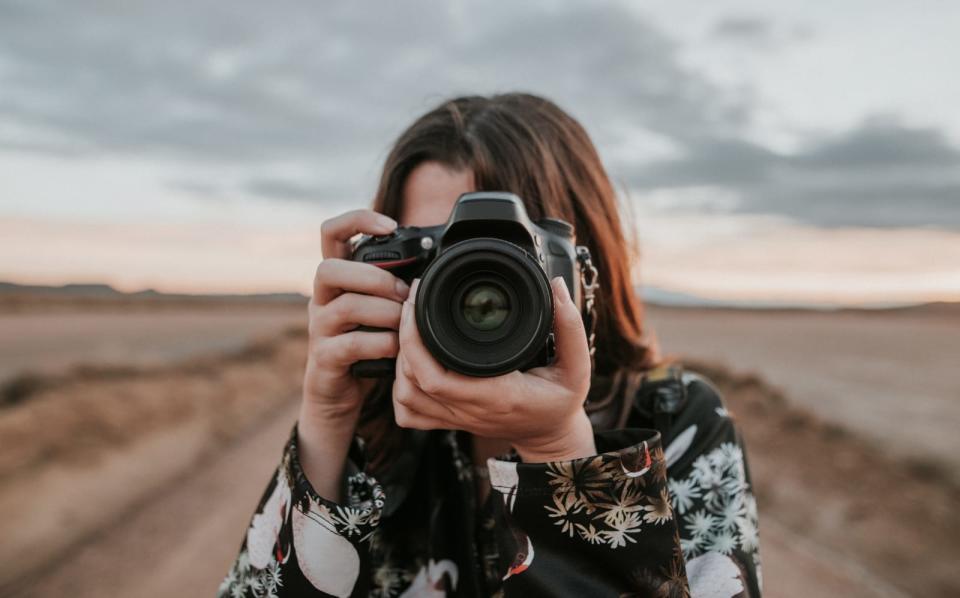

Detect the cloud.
xmin=711 ymin=16 xmax=773 ymax=41
xmin=244 ymin=177 xmax=356 ymax=203
xmin=629 ymin=117 xmax=960 ymax=228
xmin=710 ymin=14 xmax=814 ymax=46
xmin=0 ymin=1 xmax=737 ymax=161
xmin=0 ymin=1 xmax=955 ymax=229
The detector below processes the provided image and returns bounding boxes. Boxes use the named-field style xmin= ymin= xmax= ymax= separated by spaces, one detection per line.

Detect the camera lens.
xmin=415 ymin=238 xmax=553 ymax=377
xmin=461 ymin=283 xmax=510 ymax=331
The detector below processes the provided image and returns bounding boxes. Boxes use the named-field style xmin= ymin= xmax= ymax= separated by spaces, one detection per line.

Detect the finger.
xmin=313 ymin=258 xmax=410 ymax=306
xmin=321 ymin=209 xmax=397 ymax=259
xmin=392 ymin=393 xmax=444 ymax=430
xmin=315 ymin=292 xmax=403 ymax=335
xmin=399 ymin=291 xmax=513 ymax=405
xmin=314 ymin=330 xmax=399 ymax=367
xmin=545 ymin=276 xmax=591 ymax=383
xmin=393 ymin=354 xmax=459 ymax=425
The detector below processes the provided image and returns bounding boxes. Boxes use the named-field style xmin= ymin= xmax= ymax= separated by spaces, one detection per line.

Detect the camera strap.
xmin=576 ymin=246 xmax=599 ymax=374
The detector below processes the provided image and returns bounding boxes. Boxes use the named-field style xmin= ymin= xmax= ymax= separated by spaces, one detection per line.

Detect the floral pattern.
xmin=670 ymin=441 xmax=760 ymax=565
xmin=531 ymin=441 xmax=673 ymax=550
xmin=218 ymin=365 xmax=761 ymax=597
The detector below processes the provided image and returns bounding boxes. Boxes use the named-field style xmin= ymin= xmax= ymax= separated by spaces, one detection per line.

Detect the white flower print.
xmin=229 ymin=581 xmax=246 ymax=598
xmin=685 ymin=509 xmax=717 ymax=539
xmin=667 ymin=477 xmax=700 ymax=515
xmin=699 ymin=471 xmax=729 ymax=511
xmin=220 ymin=546 xmax=284 ymax=598
xmin=716 ymin=494 xmax=745 ymax=532
xmin=706 ymin=529 xmax=737 ymax=555
xmin=218 ymin=566 xmax=237 ymax=595
xmin=689 ymin=455 xmax=715 ymax=486
xmin=669 ymin=442 xmax=760 ymax=567
xmin=737 ymin=516 xmax=760 ymax=553
xmin=744 ymin=494 xmax=758 ymax=522
xmin=709 ymin=442 xmax=742 ymax=472
xmin=262 ymin=560 xmax=283 ymax=593
xmin=332 ymin=506 xmax=367 ymax=537
xmin=244 ymin=569 xmax=264 ymax=595
xmin=680 ymin=535 xmax=703 ymax=560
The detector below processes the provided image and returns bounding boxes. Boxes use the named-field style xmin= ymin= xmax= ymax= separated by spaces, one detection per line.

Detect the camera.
xmin=349 ymin=191 xmax=595 ymax=377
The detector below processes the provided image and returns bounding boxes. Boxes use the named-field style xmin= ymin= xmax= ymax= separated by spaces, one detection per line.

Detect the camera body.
xmin=350 ymin=191 xmax=589 ymax=377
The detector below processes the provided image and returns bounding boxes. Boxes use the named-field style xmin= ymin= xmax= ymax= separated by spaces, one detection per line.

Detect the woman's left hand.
xmin=393 ymin=276 xmax=597 ymax=463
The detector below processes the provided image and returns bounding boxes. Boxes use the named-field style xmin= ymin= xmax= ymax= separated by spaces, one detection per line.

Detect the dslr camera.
xmin=349 ymin=191 xmax=596 ymax=378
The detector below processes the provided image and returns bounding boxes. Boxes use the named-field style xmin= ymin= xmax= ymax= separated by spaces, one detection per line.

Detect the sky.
xmin=1 ymin=0 xmax=958 ymax=305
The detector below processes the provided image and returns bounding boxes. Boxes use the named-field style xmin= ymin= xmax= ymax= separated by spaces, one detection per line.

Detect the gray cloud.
xmin=0 ymin=1 xmax=955 ymax=228
xmin=0 ymin=1 xmax=733 ymax=159
xmin=710 ymin=15 xmax=815 ymax=46
xmin=630 ymin=118 xmax=960 ymax=227
xmin=711 ymin=16 xmax=773 ymax=41
xmin=244 ymin=177 xmax=359 ymax=204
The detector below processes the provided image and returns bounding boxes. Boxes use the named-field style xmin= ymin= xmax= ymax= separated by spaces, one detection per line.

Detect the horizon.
xmin=0 ymin=278 xmax=951 ymax=310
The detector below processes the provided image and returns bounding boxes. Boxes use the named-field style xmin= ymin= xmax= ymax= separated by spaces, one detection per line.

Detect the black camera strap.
xmin=576 ymin=246 xmax=599 ymax=374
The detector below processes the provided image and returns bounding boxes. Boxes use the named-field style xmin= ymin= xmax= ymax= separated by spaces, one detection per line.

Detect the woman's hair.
xmin=360 ymin=93 xmax=663 ymax=469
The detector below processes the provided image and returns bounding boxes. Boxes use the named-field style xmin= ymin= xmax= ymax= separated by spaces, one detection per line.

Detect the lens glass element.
xmin=461 ymin=283 xmax=510 ymax=331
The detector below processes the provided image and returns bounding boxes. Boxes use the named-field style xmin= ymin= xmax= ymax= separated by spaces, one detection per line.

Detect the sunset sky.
xmin=1 ymin=1 xmax=958 ymax=306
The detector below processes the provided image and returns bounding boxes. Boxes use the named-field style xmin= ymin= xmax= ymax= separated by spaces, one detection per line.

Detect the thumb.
xmin=549 ymin=276 xmax=591 ymax=384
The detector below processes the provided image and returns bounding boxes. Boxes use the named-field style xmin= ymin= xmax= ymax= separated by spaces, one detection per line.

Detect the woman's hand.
xmin=302 ymin=209 xmax=411 ymax=420
xmin=298 ymin=208 xmax=410 ymax=501
xmin=393 ymin=276 xmax=597 ymax=463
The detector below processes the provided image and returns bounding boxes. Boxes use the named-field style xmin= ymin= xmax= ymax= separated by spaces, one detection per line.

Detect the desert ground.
xmin=1 ymin=299 xmax=957 ymax=597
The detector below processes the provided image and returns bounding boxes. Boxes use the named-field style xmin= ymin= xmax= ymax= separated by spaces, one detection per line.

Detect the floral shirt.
xmin=218 ymin=364 xmax=762 ymax=597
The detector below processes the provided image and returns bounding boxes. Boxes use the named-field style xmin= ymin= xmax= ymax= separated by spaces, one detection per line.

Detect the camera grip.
xmin=348 ymin=325 xmax=398 ymax=378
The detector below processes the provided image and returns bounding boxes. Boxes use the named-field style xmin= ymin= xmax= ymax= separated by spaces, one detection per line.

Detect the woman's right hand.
xmin=302 ymin=209 xmax=410 ymax=421
xmin=297 ymin=209 xmax=409 ymax=501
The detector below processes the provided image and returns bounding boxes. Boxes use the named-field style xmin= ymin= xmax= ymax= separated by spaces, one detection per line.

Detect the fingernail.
xmin=409 ymin=278 xmax=421 ymax=301
xmin=376 ymin=213 xmax=397 ymax=231
xmin=395 ymin=278 xmax=410 ymax=299
xmin=552 ymin=276 xmax=570 ymax=305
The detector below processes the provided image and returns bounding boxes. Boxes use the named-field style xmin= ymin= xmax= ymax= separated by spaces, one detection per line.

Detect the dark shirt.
xmin=218 ymin=363 xmax=762 ymax=597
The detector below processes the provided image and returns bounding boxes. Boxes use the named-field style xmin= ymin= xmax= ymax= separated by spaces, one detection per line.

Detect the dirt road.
xmin=7 ymin=403 xmax=301 ymax=598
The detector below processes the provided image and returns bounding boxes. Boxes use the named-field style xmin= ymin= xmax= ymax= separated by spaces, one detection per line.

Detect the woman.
xmin=219 ymin=94 xmax=762 ymax=597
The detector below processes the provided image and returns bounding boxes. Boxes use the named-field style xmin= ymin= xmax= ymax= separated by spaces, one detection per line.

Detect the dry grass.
xmin=0 ymin=326 xmax=307 ymax=485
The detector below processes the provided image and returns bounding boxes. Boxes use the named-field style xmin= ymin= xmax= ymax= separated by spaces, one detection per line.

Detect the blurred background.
xmin=1 ymin=1 xmax=957 ymax=596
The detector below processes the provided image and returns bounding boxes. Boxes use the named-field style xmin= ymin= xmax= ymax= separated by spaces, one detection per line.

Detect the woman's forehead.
xmin=399 ymin=161 xmax=475 ymax=227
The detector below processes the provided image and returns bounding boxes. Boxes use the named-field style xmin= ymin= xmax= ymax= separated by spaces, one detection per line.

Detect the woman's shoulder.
xmin=620 ymin=361 xmax=742 ymax=461
xmin=676 ymin=366 xmax=732 ymax=421
xmin=630 ymin=362 xmax=729 ymax=422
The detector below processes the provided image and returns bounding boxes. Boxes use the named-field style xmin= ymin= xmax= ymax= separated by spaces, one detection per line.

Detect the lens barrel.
xmin=414 ymin=238 xmax=553 ymax=376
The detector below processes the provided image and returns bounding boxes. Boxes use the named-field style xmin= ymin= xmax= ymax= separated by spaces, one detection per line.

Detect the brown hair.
xmin=360 ymin=93 xmax=664 ymax=469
